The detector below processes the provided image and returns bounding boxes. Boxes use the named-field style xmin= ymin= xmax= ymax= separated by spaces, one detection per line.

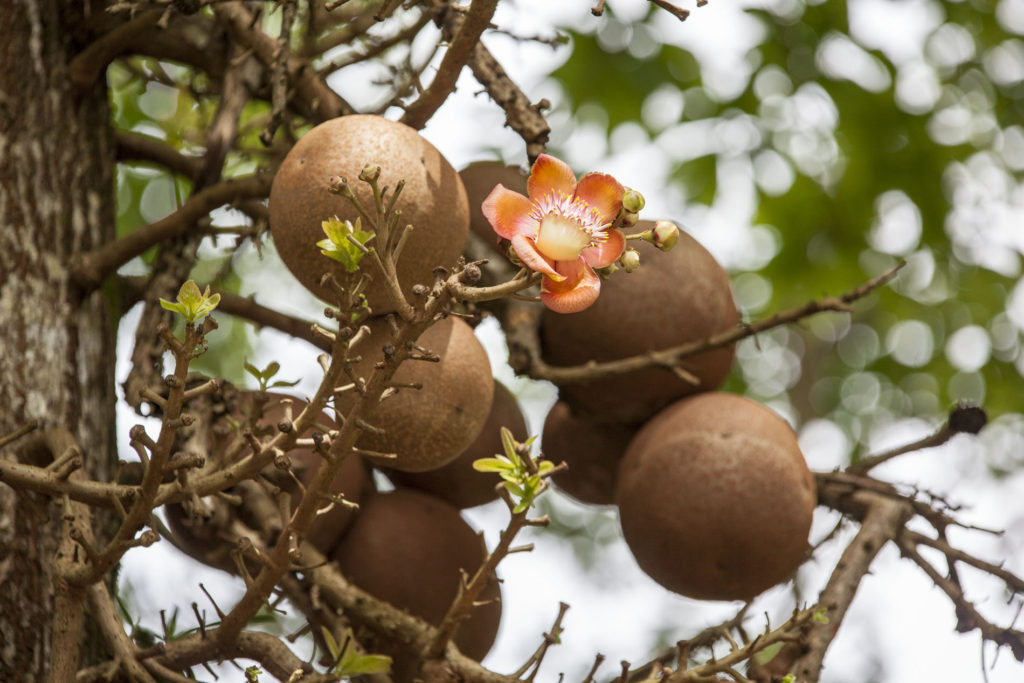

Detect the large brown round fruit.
xmin=387 ymin=380 xmax=528 ymax=508
xmin=459 ymin=161 xmax=527 ymax=248
xmin=332 ymin=489 xmax=501 ymax=678
xmin=165 ymin=391 xmax=371 ymax=569
xmin=543 ymin=401 xmax=637 ymax=506
xmin=540 ymin=222 xmax=738 ymax=424
xmin=616 ymin=392 xmax=816 ymax=601
xmin=341 ymin=316 xmax=494 ymax=472
xmin=270 ymin=115 xmax=469 ymax=313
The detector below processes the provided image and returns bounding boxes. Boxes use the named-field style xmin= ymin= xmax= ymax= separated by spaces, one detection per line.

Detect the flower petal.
xmin=511 ymin=234 xmax=561 ymax=279
xmin=527 ymin=154 xmax=577 ymax=201
xmin=482 ymin=185 xmax=537 ymax=240
xmin=574 ymin=172 xmax=624 ymax=223
xmin=582 ymin=227 xmax=625 ymax=268
xmin=541 ymin=259 xmax=601 ymax=313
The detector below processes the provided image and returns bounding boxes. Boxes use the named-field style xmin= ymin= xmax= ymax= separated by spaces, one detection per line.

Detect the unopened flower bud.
xmin=622 ymin=189 xmax=645 ymax=214
xmin=620 ymin=248 xmax=641 ymax=272
xmin=652 ymin=220 xmax=680 ymax=251
xmin=620 ymin=210 xmax=639 ymax=227
xmin=359 ymin=164 xmax=381 ymax=182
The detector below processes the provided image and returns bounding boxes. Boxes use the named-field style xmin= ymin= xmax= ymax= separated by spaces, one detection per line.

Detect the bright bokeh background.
xmin=116 ymin=0 xmax=1024 ymax=680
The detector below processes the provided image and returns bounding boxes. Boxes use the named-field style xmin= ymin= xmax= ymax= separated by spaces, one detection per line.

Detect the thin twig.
xmin=71 ymin=174 xmax=272 ymax=291
xmin=402 ymin=0 xmax=499 ymax=130
xmin=468 ymin=42 xmax=550 ymax=162
xmin=897 ymin=536 xmax=1024 ymax=660
xmin=511 ymin=262 xmax=905 ymax=386
xmin=650 ymin=0 xmax=690 ymax=21
xmin=847 ymin=404 xmax=987 ymax=475
xmin=0 ymin=420 xmax=39 ymax=450
xmin=260 ymin=0 xmax=298 ymax=146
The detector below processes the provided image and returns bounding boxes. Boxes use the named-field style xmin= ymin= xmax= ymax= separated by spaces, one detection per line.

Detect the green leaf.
xmin=262 ymin=361 xmax=280 ymax=379
xmin=321 ymin=626 xmax=342 ymax=659
xmin=754 ymin=641 xmax=784 ymax=664
xmin=337 ymin=654 xmax=392 ymax=675
xmin=813 ymin=608 xmax=830 ymax=624
xmin=159 ymin=279 xmax=220 ymax=323
xmin=177 ymin=279 xmax=203 ymax=308
xmin=159 ymin=299 xmax=186 ymax=316
xmin=473 ymin=457 xmax=514 ymax=473
xmin=243 ymin=358 xmax=261 ymax=379
xmin=269 ymin=379 xmax=301 ymax=389
xmin=318 ymin=216 xmax=375 ymax=273
xmin=512 ymin=499 xmax=530 ymax=514
xmin=504 ymin=481 xmax=525 ymax=498
xmin=500 ymin=426 xmax=522 ymax=467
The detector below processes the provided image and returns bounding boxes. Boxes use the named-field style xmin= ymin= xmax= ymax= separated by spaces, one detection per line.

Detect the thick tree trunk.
xmin=0 ymin=1 xmax=117 ymax=679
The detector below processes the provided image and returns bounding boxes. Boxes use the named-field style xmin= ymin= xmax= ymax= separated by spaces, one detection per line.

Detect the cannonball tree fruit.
xmin=543 ymin=400 xmax=638 ymax=506
xmin=332 ymin=489 xmax=501 ymax=680
xmin=269 ymin=114 xmax=469 ymax=313
xmin=339 ymin=315 xmax=494 ymax=473
xmin=616 ymin=392 xmax=816 ymax=601
xmin=540 ymin=222 xmax=739 ymax=425
xmin=387 ymin=380 xmax=528 ymax=508
xmin=458 ymin=161 xmax=527 ymax=249
xmin=165 ymin=391 xmax=371 ymax=569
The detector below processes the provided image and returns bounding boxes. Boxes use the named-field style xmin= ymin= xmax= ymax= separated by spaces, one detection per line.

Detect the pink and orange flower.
xmin=482 ymin=154 xmax=626 ymax=313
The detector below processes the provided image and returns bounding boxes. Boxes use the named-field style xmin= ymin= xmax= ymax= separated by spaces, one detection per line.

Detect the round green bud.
xmin=621 ymin=248 xmax=641 ymax=272
xmin=359 ymin=164 xmax=382 ymax=182
xmin=622 ymin=189 xmax=645 ymax=214
xmin=653 ymin=220 xmax=680 ymax=251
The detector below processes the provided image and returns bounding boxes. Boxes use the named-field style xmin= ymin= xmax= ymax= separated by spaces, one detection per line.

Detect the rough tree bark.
xmin=0 ymin=1 xmax=117 ymax=679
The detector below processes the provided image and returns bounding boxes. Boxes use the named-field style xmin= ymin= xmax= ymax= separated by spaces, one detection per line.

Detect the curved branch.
xmin=748 ymin=490 xmax=913 ymax=681
xmin=317 ymin=10 xmax=433 ymax=76
xmin=215 ymin=290 xmax=329 ymax=351
xmin=296 ymin=546 xmax=520 ymax=683
xmin=116 ymin=130 xmax=203 ymax=179
xmin=77 ymin=628 xmax=333 ymax=683
xmin=401 ymin=0 xmax=499 ymax=130
xmin=847 ymin=404 xmax=987 ymax=475
xmin=69 ymin=9 xmax=164 ymax=92
xmin=469 ymin=42 xmax=550 ymax=162
xmin=791 ymin=492 xmax=912 ymax=680
xmin=215 ymin=1 xmax=354 ymax=122
xmin=71 ymin=173 xmax=272 ymax=291
xmin=73 ymin=11 xmax=226 ymax=89
xmin=508 ymin=261 xmax=905 ymax=387
xmin=896 ymin=536 xmax=1024 ymax=660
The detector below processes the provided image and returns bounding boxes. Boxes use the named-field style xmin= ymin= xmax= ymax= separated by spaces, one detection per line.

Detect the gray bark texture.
xmin=0 ymin=0 xmax=117 ymax=679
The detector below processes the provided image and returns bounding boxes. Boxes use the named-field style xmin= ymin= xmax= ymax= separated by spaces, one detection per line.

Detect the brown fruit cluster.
xmin=540 ymin=222 xmax=739 ymax=424
xmin=541 ymin=220 xmax=739 ymax=505
xmin=168 ymin=382 xmax=524 ymax=676
xmin=536 ymin=222 xmax=816 ymax=601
